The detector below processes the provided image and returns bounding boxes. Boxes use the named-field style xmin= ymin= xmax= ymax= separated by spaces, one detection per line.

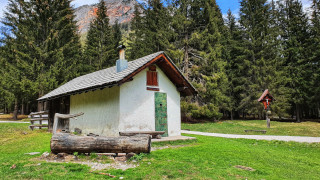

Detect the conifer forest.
xmin=0 ymin=0 xmax=319 ymax=122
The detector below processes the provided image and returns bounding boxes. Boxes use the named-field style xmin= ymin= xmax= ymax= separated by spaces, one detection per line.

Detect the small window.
xmin=147 ymin=71 xmax=158 ymax=86
xmin=149 ymin=65 xmax=156 ymax=71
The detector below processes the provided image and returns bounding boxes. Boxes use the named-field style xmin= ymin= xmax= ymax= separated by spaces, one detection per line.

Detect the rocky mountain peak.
xmin=74 ymin=0 xmax=138 ymax=34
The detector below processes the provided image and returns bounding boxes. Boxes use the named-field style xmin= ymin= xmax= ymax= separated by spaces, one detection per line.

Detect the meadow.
xmin=182 ymin=120 xmax=320 ymax=137
xmin=0 ymin=123 xmax=320 ymax=179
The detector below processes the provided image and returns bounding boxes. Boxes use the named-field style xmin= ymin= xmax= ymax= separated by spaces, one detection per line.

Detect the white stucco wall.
xmin=69 ymin=86 xmax=120 ymax=136
xmin=119 ymin=66 xmax=181 ymax=136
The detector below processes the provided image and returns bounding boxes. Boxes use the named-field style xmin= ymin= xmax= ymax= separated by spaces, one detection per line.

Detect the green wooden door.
xmin=155 ymin=92 xmax=168 ymax=137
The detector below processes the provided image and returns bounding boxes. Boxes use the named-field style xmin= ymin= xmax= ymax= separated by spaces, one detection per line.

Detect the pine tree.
xmin=197 ymin=0 xmax=230 ymax=119
xmin=310 ymin=0 xmax=320 ymax=118
xmin=128 ymin=4 xmax=146 ymax=60
xmin=266 ymin=0 xmax=291 ymax=119
xmin=29 ymin=0 xmax=82 ymax=87
xmin=144 ymin=0 xmax=173 ymax=53
xmin=113 ymin=20 xmax=122 ymax=51
xmin=85 ymin=0 xmax=115 ymax=71
xmin=30 ymin=0 xmax=82 ymax=114
xmin=224 ymin=9 xmax=245 ymax=119
xmin=239 ymin=0 xmax=282 ymax=118
xmin=278 ymin=0 xmax=311 ymax=122
xmin=169 ymin=0 xmax=204 ymax=120
xmin=1 ymin=0 xmax=36 ymax=118
xmin=0 ymin=45 xmax=15 ymax=114
xmin=1 ymin=0 xmax=82 ymax=115
xmin=169 ymin=0 xmax=197 ymax=79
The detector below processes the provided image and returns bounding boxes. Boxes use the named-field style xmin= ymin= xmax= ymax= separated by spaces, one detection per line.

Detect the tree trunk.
xmin=305 ymin=107 xmax=309 ymax=119
xmin=234 ymin=111 xmax=240 ymax=119
xmin=184 ymin=34 xmax=189 ymax=80
xmin=38 ymin=91 xmax=44 ymax=112
xmin=318 ymin=103 xmax=320 ymax=118
xmin=13 ymin=99 xmax=18 ymax=120
xmin=26 ymin=103 xmax=29 ymax=115
xmin=296 ymin=104 xmax=301 ymax=123
xmin=21 ymin=101 xmax=25 ymax=115
xmin=51 ymin=134 xmax=151 ymax=154
xmin=230 ymin=110 xmax=234 ymax=120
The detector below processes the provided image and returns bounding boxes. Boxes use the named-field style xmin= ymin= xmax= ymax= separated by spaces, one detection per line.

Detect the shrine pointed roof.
xmin=258 ymin=89 xmax=274 ymax=102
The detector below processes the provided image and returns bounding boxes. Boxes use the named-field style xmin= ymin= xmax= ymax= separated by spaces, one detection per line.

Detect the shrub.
xmin=129 ymin=153 xmax=147 ymax=162
xmin=181 ymin=101 xmax=223 ymax=121
xmin=90 ymin=152 xmax=98 ymax=159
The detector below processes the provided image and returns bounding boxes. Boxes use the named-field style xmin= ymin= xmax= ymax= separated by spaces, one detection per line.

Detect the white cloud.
xmin=223 ymin=8 xmax=240 ymax=21
xmin=300 ymin=0 xmax=313 ymax=14
xmin=269 ymin=0 xmax=312 ymax=10
xmin=269 ymin=0 xmax=313 ymax=16
xmin=0 ymin=0 xmax=9 ymax=20
xmin=301 ymin=0 xmax=312 ymax=7
xmin=71 ymin=0 xmax=99 ymax=8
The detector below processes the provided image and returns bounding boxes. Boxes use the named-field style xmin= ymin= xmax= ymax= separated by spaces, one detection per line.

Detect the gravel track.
xmin=181 ymin=130 xmax=320 ymax=143
xmin=0 ymin=121 xmax=29 ymax=124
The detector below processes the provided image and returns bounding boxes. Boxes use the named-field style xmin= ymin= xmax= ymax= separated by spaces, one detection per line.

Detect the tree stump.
xmin=51 ymin=134 xmax=151 ymax=154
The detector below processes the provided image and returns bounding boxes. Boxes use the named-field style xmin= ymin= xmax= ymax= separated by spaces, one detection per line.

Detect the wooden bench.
xmin=119 ymin=131 xmax=165 ymax=139
xmin=29 ymin=111 xmax=49 ymax=130
xmin=244 ymin=130 xmax=267 ymax=134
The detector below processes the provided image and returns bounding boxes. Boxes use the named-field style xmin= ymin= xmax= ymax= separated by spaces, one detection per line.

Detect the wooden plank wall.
xmin=48 ymin=96 xmax=70 ymax=131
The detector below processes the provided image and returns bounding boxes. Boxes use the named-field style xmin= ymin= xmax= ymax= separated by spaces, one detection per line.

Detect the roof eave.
xmin=37 ymin=81 xmax=119 ymax=102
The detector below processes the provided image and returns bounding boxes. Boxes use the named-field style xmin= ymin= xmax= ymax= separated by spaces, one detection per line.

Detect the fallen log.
xmin=51 ymin=133 xmax=151 ymax=154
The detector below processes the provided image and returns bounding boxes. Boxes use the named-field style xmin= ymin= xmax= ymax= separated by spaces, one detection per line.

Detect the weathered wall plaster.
xmin=69 ymin=86 xmax=120 ymax=136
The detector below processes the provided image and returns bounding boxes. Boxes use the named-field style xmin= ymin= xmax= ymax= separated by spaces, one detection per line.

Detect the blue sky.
xmin=217 ymin=0 xmax=240 ymax=14
xmin=0 ymin=0 xmax=312 ymax=19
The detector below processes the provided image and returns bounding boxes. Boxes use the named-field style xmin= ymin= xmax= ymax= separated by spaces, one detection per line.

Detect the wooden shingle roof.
xmin=38 ymin=51 xmax=196 ymax=101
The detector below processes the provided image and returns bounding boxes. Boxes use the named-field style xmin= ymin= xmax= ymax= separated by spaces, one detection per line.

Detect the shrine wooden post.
xmin=258 ymin=89 xmax=274 ymax=128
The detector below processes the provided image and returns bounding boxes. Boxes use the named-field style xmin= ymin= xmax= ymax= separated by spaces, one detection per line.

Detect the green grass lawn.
xmin=182 ymin=120 xmax=320 ymax=137
xmin=1 ymin=123 xmax=320 ymax=179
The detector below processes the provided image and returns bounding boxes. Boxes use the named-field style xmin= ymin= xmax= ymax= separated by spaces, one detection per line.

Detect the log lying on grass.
xmin=51 ymin=133 xmax=151 ymax=154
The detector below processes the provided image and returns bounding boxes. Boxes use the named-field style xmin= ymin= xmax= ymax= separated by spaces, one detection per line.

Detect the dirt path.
xmin=181 ymin=130 xmax=320 ymax=143
xmin=0 ymin=121 xmax=29 ymax=124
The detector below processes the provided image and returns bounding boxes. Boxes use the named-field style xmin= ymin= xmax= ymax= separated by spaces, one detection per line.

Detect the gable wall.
xmin=119 ymin=65 xmax=181 ymax=136
xmin=69 ymin=86 xmax=120 ymax=136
